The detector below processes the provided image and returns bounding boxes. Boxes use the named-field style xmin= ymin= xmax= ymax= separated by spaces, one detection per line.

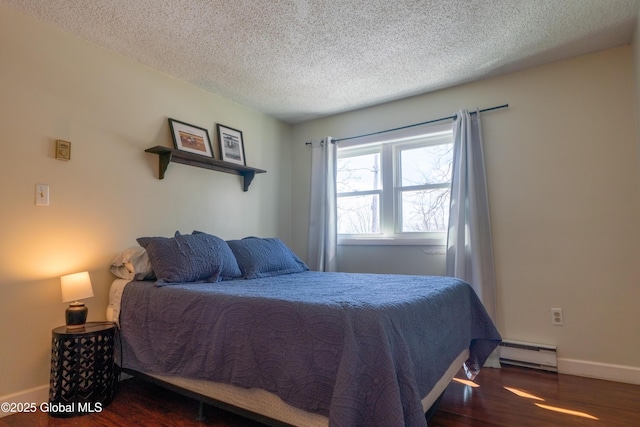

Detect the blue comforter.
xmin=119 ymin=271 xmax=501 ymax=426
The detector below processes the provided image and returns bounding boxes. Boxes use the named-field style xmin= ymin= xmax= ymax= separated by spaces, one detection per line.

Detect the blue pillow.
xmin=137 ymin=233 xmax=224 ymax=286
xmin=191 ymin=231 xmax=242 ymax=280
xmin=227 ymin=237 xmax=309 ymax=279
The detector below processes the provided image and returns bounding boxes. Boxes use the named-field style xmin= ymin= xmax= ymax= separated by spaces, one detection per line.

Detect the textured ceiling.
xmin=2 ymin=0 xmax=639 ymax=123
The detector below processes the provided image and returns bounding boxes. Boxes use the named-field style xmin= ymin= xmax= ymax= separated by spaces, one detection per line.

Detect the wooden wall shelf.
xmin=145 ymin=146 xmax=266 ymax=192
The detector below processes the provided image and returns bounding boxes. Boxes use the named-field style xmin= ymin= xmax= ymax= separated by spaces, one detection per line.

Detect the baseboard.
xmin=0 ymin=385 xmax=49 ymax=418
xmin=558 ymin=358 xmax=640 ymax=385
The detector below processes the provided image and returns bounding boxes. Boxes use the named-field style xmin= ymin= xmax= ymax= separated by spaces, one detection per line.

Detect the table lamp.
xmin=60 ymin=271 xmax=94 ymax=329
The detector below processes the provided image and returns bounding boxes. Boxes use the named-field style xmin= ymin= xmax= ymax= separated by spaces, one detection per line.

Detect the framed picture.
xmin=55 ymin=139 xmax=71 ymax=161
xmin=217 ymin=124 xmax=246 ymax=165
xmin=168 ymin=118 xmax=214 ymax=158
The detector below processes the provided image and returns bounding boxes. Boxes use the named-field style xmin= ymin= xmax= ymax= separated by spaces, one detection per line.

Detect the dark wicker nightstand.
xmin=48 ymin=322 xmax=117 ymax=417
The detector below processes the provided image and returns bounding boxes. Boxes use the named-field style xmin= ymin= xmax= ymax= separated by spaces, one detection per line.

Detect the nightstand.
xmin=48 ymin=322 xmax=117 ymax=417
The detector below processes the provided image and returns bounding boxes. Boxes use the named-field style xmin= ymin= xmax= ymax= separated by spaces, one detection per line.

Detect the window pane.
xmin=400 ymin=144 xmax=452 ymax=186
xmin=337 ymin=153 xmax=381 ymax=193
xmin=337 ymin=194 xmax=380 ymax=234
xmin=401 ymin=188 xmax=450 ymax=232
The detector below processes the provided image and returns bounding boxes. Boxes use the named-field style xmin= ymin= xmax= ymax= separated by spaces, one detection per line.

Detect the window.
xmin=336 ymin=124 xmax=453 ymax=245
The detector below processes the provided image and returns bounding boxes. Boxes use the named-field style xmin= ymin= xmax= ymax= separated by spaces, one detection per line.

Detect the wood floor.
xmin=2 ymin=365 xmax=639 ymax=426
xmin=430 ymin=366 xmax=640 ymax=426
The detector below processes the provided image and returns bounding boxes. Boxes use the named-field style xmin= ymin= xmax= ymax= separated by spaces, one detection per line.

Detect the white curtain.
xmin=307 ymin=138 xmax=337 ymax=272
xmin=446 ymin=109 xmax=497 ymax=322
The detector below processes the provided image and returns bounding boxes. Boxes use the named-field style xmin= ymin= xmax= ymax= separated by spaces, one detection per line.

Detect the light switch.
xmin=35 ymin=184 xmax=49 ymax=206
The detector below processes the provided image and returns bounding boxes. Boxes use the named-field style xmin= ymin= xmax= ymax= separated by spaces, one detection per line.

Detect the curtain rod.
xmin=306 ymin=103 xmax=508 ymax=145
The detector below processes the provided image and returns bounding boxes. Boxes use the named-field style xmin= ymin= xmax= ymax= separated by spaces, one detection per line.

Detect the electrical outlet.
xmin=551 ymin=308 xmax=563 ymax=326
xmin=35 ymin=184 xmax=49 ymax=206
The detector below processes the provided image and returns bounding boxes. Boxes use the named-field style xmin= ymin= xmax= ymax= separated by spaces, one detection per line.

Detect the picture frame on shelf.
xmin=168 ymin=118 xmax=214 ymax=158
xmin=217 ymin=124 xmax=246 ymax=166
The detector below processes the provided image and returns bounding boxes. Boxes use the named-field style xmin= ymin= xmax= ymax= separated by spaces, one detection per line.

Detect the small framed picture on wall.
xmin=217 ymin=124 xmax=246 ymax=165
xmin=55 ymin=139 xmax=71 ymax=161
xmin=168 ymin=118 xmax=214 ymax=158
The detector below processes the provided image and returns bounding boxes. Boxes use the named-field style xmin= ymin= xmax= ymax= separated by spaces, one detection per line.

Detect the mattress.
xmin=141 ymin=349 xmax=469 ymax=426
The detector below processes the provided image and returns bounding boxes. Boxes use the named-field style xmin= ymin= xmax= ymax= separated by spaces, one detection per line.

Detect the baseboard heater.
xmin=499 ymin=340 xmax=558 ymax=372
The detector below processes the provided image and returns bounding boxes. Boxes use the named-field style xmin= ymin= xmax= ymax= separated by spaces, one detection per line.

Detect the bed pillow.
xmin=191 ymin=231 xmax=242 ymax=280
xmin=109 ymin=246 xmax=155 ymax=280
xmin=227 ymin=237 xmax=309 ymax=279
xmin=137 ymin=233 xmax=222 ymax=286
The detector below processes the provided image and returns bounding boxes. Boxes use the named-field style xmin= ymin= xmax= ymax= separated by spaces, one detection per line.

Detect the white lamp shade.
xmin=60 ymin=271 xmax=94 ymax=303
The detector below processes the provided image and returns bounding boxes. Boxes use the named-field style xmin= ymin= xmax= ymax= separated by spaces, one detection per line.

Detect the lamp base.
xmin=65 ymin=302 xmax=88 ymax=329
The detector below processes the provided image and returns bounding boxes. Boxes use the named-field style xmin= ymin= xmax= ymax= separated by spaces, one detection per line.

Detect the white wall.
xmin=291 ymin=46 xmax=640 ymax=382
xmin=634 ymin=4 xmax=640 ymax=186
xmin=0 ymin=5 xmax=292 ymax=398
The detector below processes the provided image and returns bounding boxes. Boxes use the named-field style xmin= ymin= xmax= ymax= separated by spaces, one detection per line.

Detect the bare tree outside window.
xmin=337 ymin=152 xmax=381 ymax=234
xmin=399 ymin=144 xmax=452 ymax=232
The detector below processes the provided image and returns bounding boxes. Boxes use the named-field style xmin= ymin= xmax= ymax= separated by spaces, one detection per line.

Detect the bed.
xmin=107 ymin=233 xmax=501 ymax=427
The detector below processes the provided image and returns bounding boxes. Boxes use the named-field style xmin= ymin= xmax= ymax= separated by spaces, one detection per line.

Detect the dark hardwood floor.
xmin=430 ymin=366 xmax=640 ymax=426
xmin=2 ymin=366 xmax=639 ymax=426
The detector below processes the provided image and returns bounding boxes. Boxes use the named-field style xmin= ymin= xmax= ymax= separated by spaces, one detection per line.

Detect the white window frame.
xmin=336 ymin=123 xmax=453 ymax=246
